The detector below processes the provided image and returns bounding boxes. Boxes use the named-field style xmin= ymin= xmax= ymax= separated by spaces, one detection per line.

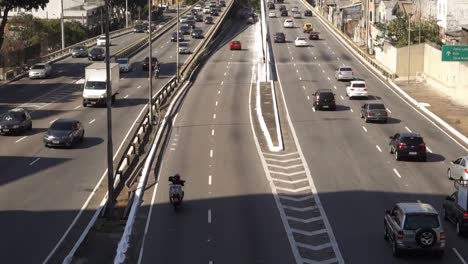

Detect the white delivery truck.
xmin=82 ymin=63 xmax=120 ymax=107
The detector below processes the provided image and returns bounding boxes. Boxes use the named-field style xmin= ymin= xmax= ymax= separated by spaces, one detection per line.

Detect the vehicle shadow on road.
xmin=72 ymin=137 xmax=104 ymax=149
xmin=113 ymin=98 xmax=148 ymax=108
xmin=382 ymin=117 xmax=401 ymax=124
xmin=333 ymin=105 xmax=350 ymax=111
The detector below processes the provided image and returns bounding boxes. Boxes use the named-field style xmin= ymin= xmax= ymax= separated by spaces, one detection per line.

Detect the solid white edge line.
xmin=393 ymin=168 xmax=402 ymax=178
xmin=453 ymin=248 xmax=467 ymax=264
xmin=266 ymin=14 xmax=344 ymax=263
xmin=376 ymin=145 xmax=382 ymax=152
xmin=300 ymin=0 xmax=468 ymax=151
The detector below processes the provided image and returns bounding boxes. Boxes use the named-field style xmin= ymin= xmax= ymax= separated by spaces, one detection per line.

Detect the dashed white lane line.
xmin=426 ymin=146 xmax=433 ymax=153
xmin=296 ymin=69 xmax=299 ymax=73
xmin=89 ymin=119 xmax=96 ymax=124
xmin=223 ymin=72 xmax=226 ymax=76
xmin=291 ymin=57 xmax=294 ymax=60
xmin=362 ymin=126 xmax=367 ymax=132
xmin=318 ymin=63 xmax=321 ymax=66
xmin=74 ymin=105 xmax=81 ymax=110
xmin=299 ymin=77 xmax=302 ymax=80
xmin=393 ymin=168 xmax=402 ymax=178
xmin=386 ymin=108 xmax=392 ymax=113
xmin=376 ymin=145 xmax=382 ymax=152
xmin=322 ymin=70 xmax=325 ymax=73
xmin=49 ymin=118 xmax=58 ymax=124
xmin=210 ymin=149 xmax=214 ymax=158
xmin=211 ymin=129 xmax=215 ymax=136
xmin=29 ymin=158 xmax=40 ymax=166
xmin=15 ymin=136 xmax=27 ymax=143
xmin=124 ymin=94 xmax=129 ymax=99
xmin=208 ymin=209 xmax=212 ymax=223
xmin=337 ymin=57 xmax=340 ymax=60
xmin=333 ymin=85 xmax=337 ymax=89
xmin=453 ymin=248 xmax=467 ymax=264
xmin=137 ymin=85 xmax=141 ymax=89
xmin=314 ymin=56 xmax=317 ymax=60
xmin=405 ymin=126 xmax=412 ymax=132
xmin=215 ymin=101 xmax=218 ymax=106
xmin=213 ymin=114 xmax=216 ymax=119
xmin=327 ymin=77 xmax=330 ymax=80
xmin=307 ymin=96 xmax=310 ymax=100
xmin=302 ymin=85 xmax=306 ymax=90
xmin=294 ymin=63 xmax=296 ymax=67
xmin=340 ymin=95 xmax=344 ymax=100
xmin=312 ymin=107 xmax=316 ymax=112
xmin=218 ymin=90 xmax=221 ymax=94
xmin=40 ymin=80 xmax=46 ymax=84
xmin=208 ymin=175 xmax=212 ymax=185
xmin=350 ymin=108 xmax=354 ymax=112
xmin=220 ymin=81 xmax=224 ymax=85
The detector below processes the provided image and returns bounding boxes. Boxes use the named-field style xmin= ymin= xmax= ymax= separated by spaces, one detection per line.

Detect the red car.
xmin=230 ymin=40 xmax=242 ymax=50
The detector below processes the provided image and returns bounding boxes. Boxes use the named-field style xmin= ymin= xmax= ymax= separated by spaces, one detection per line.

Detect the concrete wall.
xmin=375 ymin=42 xmax=424 ymax=78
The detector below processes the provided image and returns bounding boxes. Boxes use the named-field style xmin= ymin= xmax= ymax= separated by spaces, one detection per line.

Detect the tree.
xmin=0 ymin=0 xmax=49 ymax=49
xmin=374 ymin=15 xmax=442 ymax=49
xmin=110 ymin=0 xmax=146 ymax=23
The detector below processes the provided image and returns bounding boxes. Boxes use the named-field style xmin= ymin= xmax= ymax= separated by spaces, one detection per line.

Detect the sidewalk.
xmin=395 ymin=80 xmax=468 ymax=138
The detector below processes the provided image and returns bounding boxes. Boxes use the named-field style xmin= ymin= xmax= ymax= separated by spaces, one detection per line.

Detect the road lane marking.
xmin=302 ymin=85 xmax=306 ymax=90
xmin=40 ymin=80 xmax=46 ymax=84
xmin=340 ymin=95 xmax=344 ymax=100
xmin=208 ymin=209 xmax=212 ymax=223
xmin=314 ymin=56 xmax=317 ymax=60
xmin=172 ymin=114 xmax=178 ymax=125
xmin=124 ymin=95 xmax=129 ymax=99
xmin=333 ymin=85 xmax=337 ymax=89
xmin=294 ymin=63 xmax=296 ymax=67
xmin=89 ymin=119 xmax=96 ymax=124
xmin=15 ymin=136 xmax=27 ymax=143
xmin=318 ymin=63 xmax=321 ymax=66
xmin=405 ymin=126 xmax=412 ymax=132
xmin=327 ymin=77 xmax=330 ymax=80
xmin=337 ymin=57 xmax=340 ymax=60
xmin=223 ymin=72 xmax=226 ymax=76
xmin=362 ymin=126 xmax=367 ymax=132
xmin=296 ymin=69 xmax=299 ymax=73
xmin=453 ymin=248 xmax=467 ymax=264
xmin=210 ymin=149 xmax=213 ymax=158
xmin=211 ymin=129 xmax=215 ymax=136
xmin=393 ymin=168 xmax=402 ymax=178
xmin=29 ymin=158 xmax=40 ymax=166
xmin=291 ymin=57 xmax=294 ymax=60
xmin=322 ymin=70 xmax=325 ymax=73
xmin=213 ymin=114 xmax=216 ymax=119
xmin=350 ymin=108 xmax=354 ymax=112
xmin=74 ymin=105 xmax=81 ymax=110
xmin=312 ymin=107 xmax=316 ymax=112
xmin=220 ymin=81 xmax=224 ymax=85
xmin=215 ymin=101 xmax=218 ymax=106
xmin=208 ymin=175 xmax=212 ymax=185
xmin=299 ymin=77 xmax=302 ymax=80
xmin=307 ymin=96 xmax=310 ymax=100
xmin=376 ymin=145 xmax=382 ymax=152
xmin=137 ymin=85 xmax=141 ymax=89
xmin=386 ymin=108 xmax=391 ymax=113
xmin=426 ymin=146 xmax=433 ymax=153
xmin=218 ymin=90 xmax=221 ymax=94
xmin=50 ymin=118 xmax=58 ymax=124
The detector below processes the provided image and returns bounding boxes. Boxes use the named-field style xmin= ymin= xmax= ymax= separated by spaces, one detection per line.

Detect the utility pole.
xmin=407 ymin=13 xmax=412 ymax=84
xmin=125 ymin=0 xmax=129 ymax=27
xmin=100 ymin=7 xmax=104 ymax=34
xmin=176 ymin=0 xmax=180 ymax=82
xmin=104 ymin=0 xmax=115 ymax=220
xmin=60 ymin=0 xmax=65 ymax=49
xmin=365 ymin=0 xmax=369 ymax=53
xmin=148 ymin=0 xmax=154 ymax=124
xmin=418 ymin=0 xmax=421 ymax=44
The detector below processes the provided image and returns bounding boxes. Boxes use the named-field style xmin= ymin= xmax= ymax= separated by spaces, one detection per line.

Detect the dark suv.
xmin=142 ymin=56 xmax=159 ymax=71
xmin=443 ymin=187 xmax=468 ymax=236
xmin=274 ymin=32 xmax=286 ymax=43
xmin=389 ymin=132 xmax=427 ymax=161
xmin=361 ymin=103 xmax=388 ymax=123
xmin=312 ymin=89 xmax=336 ymax=110
xmin=88 ymin=47 xmax=105 ymax=61
xmin=0 ymin=108 xmax=32 ymax=135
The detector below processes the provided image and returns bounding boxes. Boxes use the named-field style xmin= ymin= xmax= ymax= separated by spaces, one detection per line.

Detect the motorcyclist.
xmin=154 ymin=62 xmax=160 ymax=79
xmin=168 ymin=174 xmax=185 ymax=203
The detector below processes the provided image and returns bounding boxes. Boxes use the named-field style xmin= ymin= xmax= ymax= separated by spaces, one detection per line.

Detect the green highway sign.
xmin=442 ymin=45 xmax=468 ymax=62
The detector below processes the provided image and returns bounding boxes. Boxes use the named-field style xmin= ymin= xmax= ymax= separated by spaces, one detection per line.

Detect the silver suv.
xmin=384 ymin=203 xmax=445 ymax=257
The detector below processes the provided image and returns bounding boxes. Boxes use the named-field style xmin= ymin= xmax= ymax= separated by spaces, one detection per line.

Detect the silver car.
xmin=116 ymin=57 xmax=132 ymax=72
xmin=29 ymin=63 xmax=52 ymax=79
xmin=178 ymin=43 xmax=190 ymax=54
xmin=448 ymin=156 xmax=468 ymax=180
xmin=335 ymin=66 xmax=354 ymax=81
xmin=384 ymin=203 xmax=445 ymax=257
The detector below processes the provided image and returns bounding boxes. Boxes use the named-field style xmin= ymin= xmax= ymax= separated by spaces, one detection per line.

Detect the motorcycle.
xmin=169 ymin=183 xmax=184 ymax=209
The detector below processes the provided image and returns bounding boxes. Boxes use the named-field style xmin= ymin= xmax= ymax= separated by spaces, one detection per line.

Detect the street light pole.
xmin=60 ymin=0 xmax=65 ymax=49
xmin=176 ymin=0 xmax=180 ymax=82
xmin=125 ymin=0 xmax=128 ymax=27
xmin=407 ymin=13 xmax=412 ymax=84
xmin=148 ymin=0 xmax=154 ymax=124
xmin=104 ymin=0 xmax=115 ymax=220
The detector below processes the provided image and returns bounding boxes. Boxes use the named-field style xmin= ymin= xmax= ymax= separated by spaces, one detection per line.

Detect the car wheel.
xmin=395 ymin=151 xmax=400 ymax=161
xmin=392 ymin=238 xmax=400 ymax=257
xmin=448 ymin=169 xmax=453 ymax=180
xmin=80 ymin=130 xmax=85 ymax=142
xmin=389 ymin=146 xmax=394 ymax=154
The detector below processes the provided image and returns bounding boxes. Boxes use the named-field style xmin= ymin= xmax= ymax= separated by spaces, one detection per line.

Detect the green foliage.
xmin=374 ymin=15 xmax=442 ymax=49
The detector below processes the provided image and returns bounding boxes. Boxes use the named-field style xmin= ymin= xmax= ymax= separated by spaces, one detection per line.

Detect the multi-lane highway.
xmin=268 ymin=0 xmax=468 ymax=263
xmin=131 ymin=17 xmax=297 ymax=264
xmin=0 ymin=6 xmax=226 ymax=262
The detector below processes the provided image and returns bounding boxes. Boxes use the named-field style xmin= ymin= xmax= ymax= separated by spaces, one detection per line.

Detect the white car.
xmin=346 ymin=80 xmax=368 ymax=99
xmin=116 ymin=57 xmax=132 ymax=72
xmin=293 ymin=11 xmax=301 ymax=18
xmin=203 ymin=7 xmax=211 ymax=14
xmin=294 ymin=37 xmax=307 ymax=47
xmin=283 ymin=19 xmax=294 ymax=28
xmin=291 ymin=6 xmax=299 ymax=12
xmin=178 ymin=43 xmax=190 ymax=54
xmin=268 ymin=11 xmax=276 ymax=17
xmin=194 ymin=4 xmax=202 ymax=11
xmin=96 ymin=35 xmax=109 ymax=46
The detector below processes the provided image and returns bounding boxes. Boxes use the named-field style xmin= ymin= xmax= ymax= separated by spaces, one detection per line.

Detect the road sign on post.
xmin=441 ymin=45 xmax=468 ymax=61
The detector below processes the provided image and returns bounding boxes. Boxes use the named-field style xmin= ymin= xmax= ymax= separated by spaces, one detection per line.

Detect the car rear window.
xmin=353 ymin=83 xmax=366 ymax=88
xmin=403 ymin=214 xmax=440 ymax=230
xmin=319 ymin=92 xmax=334 ymax=99
xmin=340 ymin=67 xmax=352 ymax=72
xmin=401 ymin=136 xmax=424 ymax=144
xmin=369 ymin=104 xmax=385 ymax=110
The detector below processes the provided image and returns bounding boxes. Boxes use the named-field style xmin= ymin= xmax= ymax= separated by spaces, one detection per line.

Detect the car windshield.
xmin=31 ymin=65 xmax=45 ymax=70
xmin=353 ymin=83 xmax=366 ymax=88
xmin=85 ymin=81 xmax=106 ymax=90
xmin=403 ymin=214 xmax=439 ymax=230
xmin=369 ymin=104 xmax=385 ymax=110
xmin=401 ymin=136 xmax=424 ymax=145
xmin=340 ymin=67 xmax=352 ymax=72
xmin=2 ymin=112 xmax=22 ymax=121
xmin=117 ymin=58 xmax=128 ymax=64
xmin=50 ymin=121 xmax=73 ymax=131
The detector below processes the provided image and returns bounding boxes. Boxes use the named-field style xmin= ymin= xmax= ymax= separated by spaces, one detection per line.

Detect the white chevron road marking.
xmin=265 ymin=157 xmax=301 ymax=163
xmin=268 ymin=163 xmax=304 ymax=169
xmin=297 ymin=242 xmax=332 ymax=251
xmin=291 ymin=228 xmax=327 ymax=236
xmin=287 ymin=216 xmax=322 ymax=223
xmin=272 ymin=177 xmax=308 ymax=184
xmin=283 ymin=205 xmax=318 ymax=212
xmin=270 ymin=170 xmax=306 ymax=176
xmin=278 ymin=195 xmax=314 ymax=202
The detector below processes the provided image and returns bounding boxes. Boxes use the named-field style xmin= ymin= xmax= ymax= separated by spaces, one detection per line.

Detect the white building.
xmin=436 ymin=0 xmax=468 ymax=32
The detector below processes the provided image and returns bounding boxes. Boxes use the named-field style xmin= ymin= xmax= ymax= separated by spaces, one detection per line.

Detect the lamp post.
xmin=60 ymin=0 xmax=65 ymax=49
xmin=125 ymin=0 xmax=128 ymax=27
xmin=148 ymin=0 xmax=154 ymax=124
xmin=176 ymin=0 xmax=180 ymax=82
xmin=407 ymin=13 xmax=413 ymax=84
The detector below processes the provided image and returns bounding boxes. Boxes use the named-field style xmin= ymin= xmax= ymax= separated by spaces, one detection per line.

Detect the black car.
xmin=142 ymin=56 xmax=159 ymax=71
xmin=71 ymin=45 xmax=88 ymax=58
xmin=195 ymin=14 xmax=204 ymax=22
xmin=312 ymin=89 xmax=336 ymax=110
xmin=186 ymin=19 xmax=196 ymax=29
xmin=171 ymin=31 xmax=184 ymax=42
xmin=191 ymin=28 xmax=204 ymax=38
xmin=268 ymin=2 xmax=275 ymax=9
xmin=279 ymin=5 xmax=286 ymax=11
xmin=133 ymin=24 xmax=146 ymax=33
xmin=44 ymin=119 xmax=84 ymax=148
xmin=389 ymin=132 xmax=427 ymax=161
xmin=180 ymin=25 xmax=191 ymax=35
xmin=274 ymin=32 xmax=286 ymax=43
xmin=204 ymin=16 xmax=214 ymax=24
xmin=0 ymin=108 xmax=32 ymax=135
xmin=88 ymin=47 xmax=105 ymax=61
xmin=281 ymin=10 xmax=288 ymax=16
xmin=277 ymin=0 xmax=284 ymax=3
xmin=361 ymin=103 xmax=388 ymax=123
xmin=220 ymin=0 xmax=226 ymax=7
xmin=304 ymin=10 xmax=312 ymax=16
xmin=210 ymin=9 xmax=219 ymax=16
xmin=443 ymin=190 xmax=468 ymax=236
xmin=309 ymin=31 xmax=320 ymax=40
